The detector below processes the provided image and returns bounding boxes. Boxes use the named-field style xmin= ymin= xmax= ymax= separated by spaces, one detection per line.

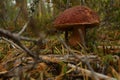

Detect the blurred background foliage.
xmin=0 ymin=0 xmax=120 ymax=44
xmin=0 ymin=0 xmax=119 ymax=33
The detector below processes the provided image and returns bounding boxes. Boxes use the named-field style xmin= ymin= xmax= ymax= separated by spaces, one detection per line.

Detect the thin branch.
xmin=17 ymin=20 xmax=30 ymax=35
xmin=19 ymin=36 xmax=38 ymax=42
xmin=0 ymin=28 xmax=37 ymax=59
xmin=2 ymin=37 xmax=22 ymax=50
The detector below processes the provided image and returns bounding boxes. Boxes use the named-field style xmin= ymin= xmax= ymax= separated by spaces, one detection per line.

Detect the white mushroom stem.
xmin=69 ymin=27 xmax=86 ymax=47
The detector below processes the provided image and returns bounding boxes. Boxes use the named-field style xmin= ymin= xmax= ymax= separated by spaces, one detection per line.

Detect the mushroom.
xmin=54 ymin=6 xmax=100 ymax=47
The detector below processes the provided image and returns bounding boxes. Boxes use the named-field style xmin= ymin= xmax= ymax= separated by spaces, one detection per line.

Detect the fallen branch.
xmin=98 ymin=45 xmax=120 ymax=49
xmin=39 ymin=54 xmax=99 ymax=63
xmin=0 ymin=28 xmax=38 ymax=59
xmin=68 ymin=63 xmax=117 ymax=80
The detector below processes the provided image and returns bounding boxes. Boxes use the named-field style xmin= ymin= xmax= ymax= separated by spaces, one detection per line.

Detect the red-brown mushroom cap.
xmin=54 ymin=6 xmax=100 ymax=30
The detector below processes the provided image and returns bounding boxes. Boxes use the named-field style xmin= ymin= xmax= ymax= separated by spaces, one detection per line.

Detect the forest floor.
xmin=0 ymin=26 xmax=120 ymax=80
